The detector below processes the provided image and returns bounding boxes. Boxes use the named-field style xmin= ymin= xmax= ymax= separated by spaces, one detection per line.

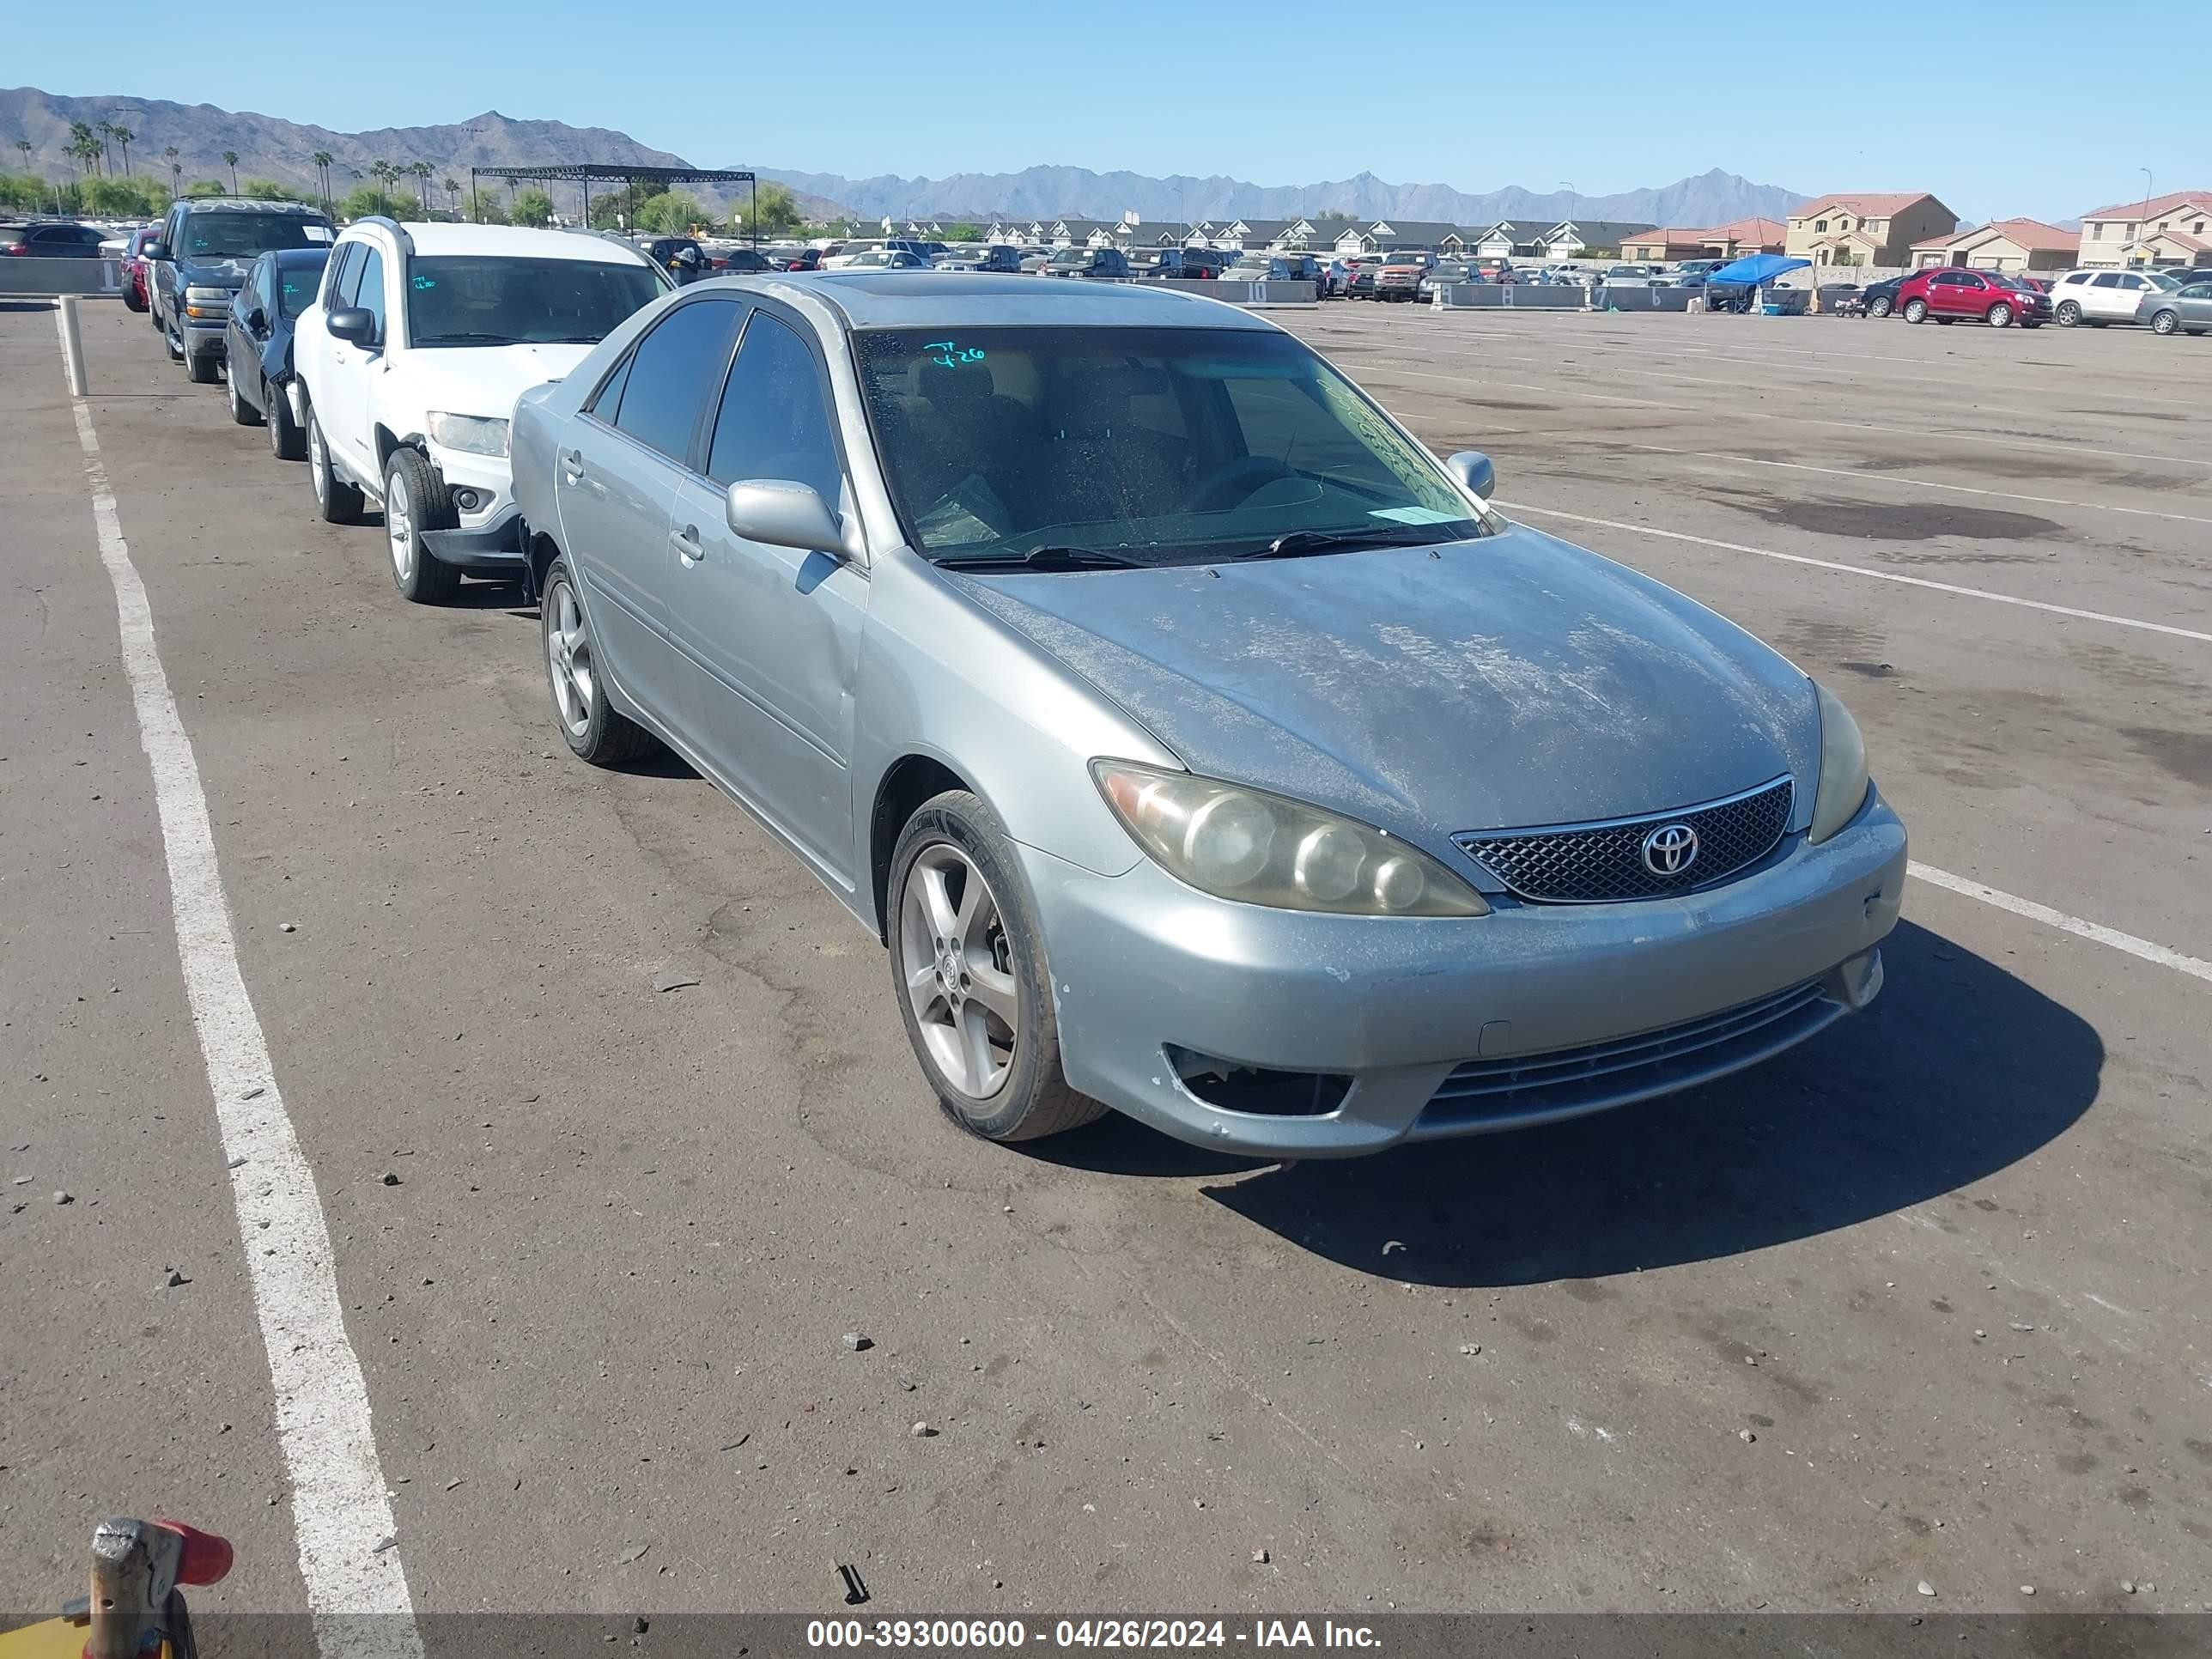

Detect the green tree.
xmin=222 ymin=149 xmax=240 ymax=191
xmin=510 ymin=186 xmax=556 ymax=228
xmin=410 ymin=161 xmax=434 ymax=211
xmin=113 ymin=125 xmax=135 ymax=177
xmin=732 ymin=182 xmax=800 ymax=237
xmin=944 ymin=222 xmax=983 ymax=242
xmin=241 ymin=178 xmax=314 ymax=204
xmin=465 ymin=188 xmax=507 ymax=225
xmin=504 ymin=173 xmax=521 ymax=207
xmin=443 ymin=176 xmax=460 ymax=217
xmin=337 ymin=184 xmax=407 ymax=221
xmin=633 ymin=190 xmax=700 ymax=234
xmin=185 ymin=179 xmax=227 ymax=198
xmin=12 ymin=138 xmax=30 ymax=167
xmin=163 ymin=145 xmax=180 ymax=196
xmin=82 ymin=175 xmax=168 ymax=216
xmin=312 ymin=149 xmax=334 ymax=206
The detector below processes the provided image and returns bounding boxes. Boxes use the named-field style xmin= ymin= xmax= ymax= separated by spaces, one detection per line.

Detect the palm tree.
xmin=164 ymin=144 xmax=180 ymax=197
xmin=505 ymin=174 xmax=520 ymax=208
xmin=95 ymin=120 xmax=118 ymax=174
xmin=222 ymin=149 xmax=240 ymax=191
xmin=66 ymin=122 xmax=96 ymax=181
xmin=312 ymin=149 xmax=334 ymax=207
xmin=113 ymin=125 xmax=135 ymax=177
xmin=443 ymin=176 xmax=460 ymax=217
xmin=12 ymin=137 xmax=30 ymax=169
xmin=410 ymin=161 xmax=433 ymax=211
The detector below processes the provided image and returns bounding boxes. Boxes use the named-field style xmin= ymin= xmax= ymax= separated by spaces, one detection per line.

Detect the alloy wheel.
xmin=386 ymin=467 xmax=415 ymax=581
xmin=899 ymin=842 xmax=1019 ymax=1099
xmin=545 ymin=579 xmax=595 ymax=738
xmin=310 ymin=422 xmax=327 ymax=506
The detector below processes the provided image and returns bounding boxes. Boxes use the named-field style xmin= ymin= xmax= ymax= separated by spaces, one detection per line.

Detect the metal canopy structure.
xmin=468 ymin=165 xmax=757 ymax=241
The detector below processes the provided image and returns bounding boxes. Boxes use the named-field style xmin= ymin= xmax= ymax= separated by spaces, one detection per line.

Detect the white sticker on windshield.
xmin=303 ymin=225 xmax=333 ymax=242
xmin=1370 ymin=506 xmax=1464 ymax=526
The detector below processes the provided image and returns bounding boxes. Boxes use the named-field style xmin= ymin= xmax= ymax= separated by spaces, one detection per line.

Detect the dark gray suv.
xmin=145 ymin=198 xmax=334 ymax=383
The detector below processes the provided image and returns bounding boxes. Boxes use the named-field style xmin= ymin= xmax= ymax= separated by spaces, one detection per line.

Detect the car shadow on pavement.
xmin=1189 ymin=919 xmax=2102 ymax=1286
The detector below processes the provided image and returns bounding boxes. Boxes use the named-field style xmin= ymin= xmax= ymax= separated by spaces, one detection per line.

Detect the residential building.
xmin=1784 ymin=193 xmax=1957 ymax=266
xmin=1908 ymin=218 xmax=2078 ymax=273
xmin=2074 ymin=190 xmax=2212 ymax=268
xmin=1620 ymin=217 xmax=1787 ymax=263
xmin=1531 ymin=219 xmax=1657 ymax=258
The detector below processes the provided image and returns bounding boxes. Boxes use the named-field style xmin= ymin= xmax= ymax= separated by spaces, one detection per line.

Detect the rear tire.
xmin=1902 ymin=297 xmax=1929 ymax=324
xmin=2150 ymin=309 xmax=2180 ymax=336
xmin=542 ymin=557 xmax=655 ymax=766
xmin=305 ymin=400 xmax=363 ymax=525
xmin=888 ymin=790 xmax=1106 ymax=1144
xmin=383 ymin=447 xmax=462 ymax=604
xmin=1868 ymin=295 xmax=1893 ymax=318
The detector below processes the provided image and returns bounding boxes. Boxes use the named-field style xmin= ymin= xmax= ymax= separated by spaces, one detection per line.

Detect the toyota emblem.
xmin=1641 ymin=822 xmax=1699 ymax=877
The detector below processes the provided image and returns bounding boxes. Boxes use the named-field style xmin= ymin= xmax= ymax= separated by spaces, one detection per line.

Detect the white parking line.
xmin=70 ymin=394 xmax=423 ymax=1658
xmin=1353 ymin=358 xmax=2212 ymax=470
xmin=1620 ymin=442 xmax=2212 ymax=528
xmin=1494 ymin=499 xmax=2212 ymax=646
xmin=1910 ymin=862 xmax=2212 ymax=985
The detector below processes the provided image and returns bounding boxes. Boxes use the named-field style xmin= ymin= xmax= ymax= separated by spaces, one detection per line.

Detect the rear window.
xmin=182 ymin=211 xmax=331 ymax=258
xmin=277 ymin=258 xmax=328 ymax=317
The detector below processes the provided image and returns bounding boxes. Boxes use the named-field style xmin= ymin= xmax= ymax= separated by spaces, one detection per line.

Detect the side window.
xmin=2091 ymin=273 xmax=2122 ymax=289
xmin=614 ymin=299 xmax=738 ymax=463
xmin=354 ymin=248 xmax=386 ymax=339
xmin=706 ymin=312 xmax=844 ymax=506
xmin=330 ymin=243 xmax=364 ymax=305
xmin=586 ymin=350 xmax=634 ymax=422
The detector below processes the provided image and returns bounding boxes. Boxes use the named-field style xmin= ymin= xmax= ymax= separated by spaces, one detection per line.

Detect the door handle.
xmin=559 ymin=450 xmax=585 ymax=483
xmin=671 ymin=525 xmax=704 ymax=562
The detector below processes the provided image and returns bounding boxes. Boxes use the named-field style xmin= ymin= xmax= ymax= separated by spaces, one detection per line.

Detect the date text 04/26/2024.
xmin=805 ymin=1619 xmax=1382 ymax=1649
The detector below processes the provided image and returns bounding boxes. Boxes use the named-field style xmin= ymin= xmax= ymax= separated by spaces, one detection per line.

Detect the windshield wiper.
xmin=1237 ymin=524 xmax=1473 ymax=561
xmin=935 ymin=545 xmax=1146 ymax=572
xmin=413 ymin=331 xmax=528 ymax=345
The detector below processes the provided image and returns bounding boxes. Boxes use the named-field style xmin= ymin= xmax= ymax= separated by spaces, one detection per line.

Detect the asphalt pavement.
xmin=3 ymin=295 xmax=2206 ymax=1626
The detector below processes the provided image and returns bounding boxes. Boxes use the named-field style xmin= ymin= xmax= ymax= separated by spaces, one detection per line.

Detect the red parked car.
xmin=122 ymin=225 xmax=160 ymax=313
xmin=1895 ymin=267 xmax=2051 ymax=328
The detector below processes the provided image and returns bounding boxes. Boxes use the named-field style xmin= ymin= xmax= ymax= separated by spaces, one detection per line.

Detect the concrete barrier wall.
xmin=1154 ymin=278 xmax=1319 ymax=308
xmin=1435 ymin=283 xmax=1585 ymax=309
xmin=1595 ymin=283 xmax=1700 ymax=312
xmin=0 ymin=258 xmax=123 ymax=297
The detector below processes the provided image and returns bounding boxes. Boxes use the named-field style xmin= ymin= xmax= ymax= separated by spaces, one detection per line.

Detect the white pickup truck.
xmin=289 ymin=219 xmax=666 ymax=601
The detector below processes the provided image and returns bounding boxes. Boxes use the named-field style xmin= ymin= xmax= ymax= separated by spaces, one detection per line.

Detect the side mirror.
xmin=1445 ymin=450 xmax=1496 ymax=501
xmin=142 ymin=241 xmax=171 ymax=262
xmin=326 ymin=307 xmax=377 ymax=348
xmin=246 ymin=307 xmax=267 ymax=332
xmin=726 ymin=479 xmax=854 ymax=559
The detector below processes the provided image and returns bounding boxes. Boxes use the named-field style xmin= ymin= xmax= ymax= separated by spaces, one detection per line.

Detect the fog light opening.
xmin=453 ymin=488 xmax=482 ymax=513
xmin=1164 ymin=1045 xmax=1352 ymax=1118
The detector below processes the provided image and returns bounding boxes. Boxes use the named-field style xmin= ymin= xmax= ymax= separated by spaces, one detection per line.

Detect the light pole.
xmin=2136 ymin=167 xmax=2153 ymax=264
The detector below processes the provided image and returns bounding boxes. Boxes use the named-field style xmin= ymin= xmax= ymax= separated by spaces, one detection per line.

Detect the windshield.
xmin=2144 ymin=271 xmax=2182 ymax=291
xmin=276 ymin=258 xmax=328 ymax=317
xmin=404 ymin=256 xmax=662 ymax=346
xmin=184 ymin=211 xmax=331 ymax=259
xmin=854 ymin=325 xmax=1486 ymax=567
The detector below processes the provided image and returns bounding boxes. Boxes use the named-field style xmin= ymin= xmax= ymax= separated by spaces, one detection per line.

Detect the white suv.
xmin=2047 ymin=267 xmax=2180 ymax=328
xmin=290 ymin=220 xmax=667 ymax=601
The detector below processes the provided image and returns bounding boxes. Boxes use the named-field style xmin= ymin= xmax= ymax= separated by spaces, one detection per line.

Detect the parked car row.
xmin=139 ymin=230 xmax=1905 ymax=1158
xmin=1832 ymin=264 xmax=2209 ymax=335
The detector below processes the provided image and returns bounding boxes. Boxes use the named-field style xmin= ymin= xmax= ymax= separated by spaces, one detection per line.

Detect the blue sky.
xmin=10 ymin=0 xmax=2199 ymax=222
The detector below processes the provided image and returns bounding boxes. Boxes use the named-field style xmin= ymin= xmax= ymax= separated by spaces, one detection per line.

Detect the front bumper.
xmin=418 ymin=447 xmax=526 ymax=571
xmin=1019 ymin=788 xmax=1906 ymax=1157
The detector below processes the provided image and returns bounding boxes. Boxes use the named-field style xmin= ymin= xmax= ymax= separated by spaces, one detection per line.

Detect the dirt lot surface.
xmin=3 ymin=297 xmax=2206 ymax=1626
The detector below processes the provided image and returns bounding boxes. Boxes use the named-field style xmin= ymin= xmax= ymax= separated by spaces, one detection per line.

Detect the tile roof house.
xmin=1620 ymin=217 xmax=1788 ymax=262
xmin=2074 ymin=190 xmax=2212 ymax=268
xmin=1909 ymin=217 xmax=2079 ymax=272
xmin=1784 ymin=193 xmax=1956 ymax=265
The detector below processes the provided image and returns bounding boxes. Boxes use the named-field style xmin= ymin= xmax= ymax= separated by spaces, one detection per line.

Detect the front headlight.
xmin=427 ymin=412 xmax=509 ymax=458
xmin=185 ymin=285 xmax=231 ymax=303
xmin=1808 ymin=682 xmax=1870 ymax=844
xmin=1091 ymin=760 xmax=1488 ymax=916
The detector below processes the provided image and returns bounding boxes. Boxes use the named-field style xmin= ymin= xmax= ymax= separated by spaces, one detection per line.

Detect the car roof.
xmin=270 ymin=246 xmax=332 ymax=265
xmin=342 ymin=221 xmax=656 ymax=266
xmin=178 ymin=198 xmax=328 ymax=216
xmin=709 ymin=270 xmax=1279 ymax=331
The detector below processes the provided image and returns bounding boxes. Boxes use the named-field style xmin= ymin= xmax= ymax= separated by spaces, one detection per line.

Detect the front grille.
xmin=1454 ymin=776 xmax=1792 ymax=903
xmin=1416 ymin=978 xmax=1836 ymax=1133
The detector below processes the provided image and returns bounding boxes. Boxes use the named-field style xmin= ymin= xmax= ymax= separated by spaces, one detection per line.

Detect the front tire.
xmin=305 ymin=400 xmax=363 ymax=525
xmin=267 ymin=380 xmax=306 ymax=460
xmin=1986 ymin=301 xmax=2013 ymax=328
xmin=2150 ymin=309 xmax=2180 ymax=336
xmin=541 ymin=558 xmax=654 ymax=765
xmin=383 ymin=447 xmax=461 ymax=604
xmin=227 ymin=366 xmax=264 ymax=425
xmin=2055 ymin=301 xmax=2081 ymax=326
xmin=888 ymin=791 xmax=1105 ymax=1143
xmin=1902 ymin=297 xmax=1929 ymax=323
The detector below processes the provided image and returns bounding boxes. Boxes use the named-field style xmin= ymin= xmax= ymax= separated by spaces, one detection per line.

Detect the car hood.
xmin=181 ymin=258 xmax=254 ymax=289
xmin=956 ymin=524 xmax=1820 ymax=848
xmin=403 ymin=343 xmax=597 ymax=421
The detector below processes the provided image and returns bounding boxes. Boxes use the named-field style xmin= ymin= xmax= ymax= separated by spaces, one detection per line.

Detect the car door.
xmin=226 ymin=256 xmax=266 ymax=397
xmin=2182 ymin=283 xmax=2212 ymax=327
xmin=321 ymin=244 xmax=388 ymax=482
xmin=663 ymin=301 xmax=866 ymax=884
xmin=2086 ymin=271 xmax=2130 ymax=319
xmin=558 ymin=294 xmax=742 ymax=735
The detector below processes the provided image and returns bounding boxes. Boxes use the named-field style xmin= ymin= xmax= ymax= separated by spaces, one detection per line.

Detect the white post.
xmin=57 ymin=295 xmax=88 ymax=397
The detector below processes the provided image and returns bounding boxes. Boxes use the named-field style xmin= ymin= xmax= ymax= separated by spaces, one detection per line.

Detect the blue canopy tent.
xmin=1706 ymin=252 xmax=1812 ymax=313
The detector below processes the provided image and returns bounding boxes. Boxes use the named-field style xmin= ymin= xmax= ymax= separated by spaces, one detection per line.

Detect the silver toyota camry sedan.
xmin=509 ymin=274 xmax=1905 ymax=1156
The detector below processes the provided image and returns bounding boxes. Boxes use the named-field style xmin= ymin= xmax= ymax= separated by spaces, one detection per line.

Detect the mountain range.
xmin=3 ymin=88 xmax=1802 ymax=229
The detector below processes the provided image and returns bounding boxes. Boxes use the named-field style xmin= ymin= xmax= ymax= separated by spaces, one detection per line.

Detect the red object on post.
xmin=154 ymin=1522 xmax=234 ymax=1586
